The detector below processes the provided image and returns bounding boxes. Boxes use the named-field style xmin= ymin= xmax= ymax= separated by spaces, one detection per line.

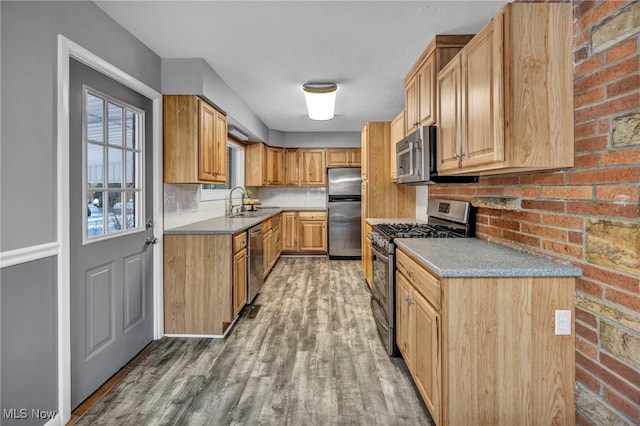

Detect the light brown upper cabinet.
xmin=245 ymin=143 xmax=268 ymax=186
xmin=284 ymin=149 xmax=300 ymax=186
xmin=247 ymin=146 xmax=326 ymax=187
xmin=326 ymin=148 xmax=361 ymax=167
xmin=163 ymin=95 xmax=228 ymax=183
xmin=299 ymin=149 xmax=326 ymax=186
xmin=245 ymin=143 xmax=284 ymax=186
xmin=404 ymin=35 xmax=474 ymax=134
xmin=437 ymin=3 xmax=573 ymax=176
xmin=390 ymin=110 xmax=405 ymax=182
xmin=266 ymin=146 xmax=284 ymax=185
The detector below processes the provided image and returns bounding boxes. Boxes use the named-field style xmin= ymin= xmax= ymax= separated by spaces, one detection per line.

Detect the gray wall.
xmin=284 ymin=131 xmax=361 ymax=148
xmin=1 ymin=0 xmax=161 ymax=252
xmin=1 ymin=2 xmax=161 ymax=423
xmin=162 ymin=58 xmax=271 ymax=143
xmin=1 ymin=257 xmax=57 ymax=426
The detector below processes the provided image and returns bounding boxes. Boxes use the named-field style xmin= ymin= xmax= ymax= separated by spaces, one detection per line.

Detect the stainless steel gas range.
xmin=369 ymin=198 xmax=474 ymax=356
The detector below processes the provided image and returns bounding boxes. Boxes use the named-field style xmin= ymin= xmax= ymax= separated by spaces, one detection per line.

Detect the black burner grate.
xmin=376 ymin=223 xmax=466 ymax=239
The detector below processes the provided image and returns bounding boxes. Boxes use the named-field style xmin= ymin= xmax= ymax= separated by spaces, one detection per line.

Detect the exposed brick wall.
xmin=429 ymin=1 xmax=640 ymax=424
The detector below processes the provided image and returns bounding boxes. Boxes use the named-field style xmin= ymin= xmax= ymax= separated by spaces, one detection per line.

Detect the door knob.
xmin=145 ymin=236 xmax=158 ymax=245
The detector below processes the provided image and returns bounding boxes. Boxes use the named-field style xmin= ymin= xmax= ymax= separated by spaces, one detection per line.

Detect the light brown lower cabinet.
xmin=263 ymin=229 xmax=273 ymax=277
xmin=273 ymin=213 xmax=282 ymax=261
xmin=282 ymin=212 xmax=298 ymax=251
xmin=164 ymin=232 xmax=247 ymax=335
xmin=282 ymin=211 xmax=327 ymax=254
xmin=232 ymin=231 xmax=248 ymax=317
xmin=298 ymin=211 xmax=327 ymax=252
xmin=263 ymin=215 xmax=281 ymax=278
xmin=233 ymin=247 xmax=247 ymax=317
xmin=395 ymin=248 xmax=575 ymax=425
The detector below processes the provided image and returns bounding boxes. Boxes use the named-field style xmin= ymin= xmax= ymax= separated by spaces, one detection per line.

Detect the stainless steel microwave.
xmin=396 ymin=126 xmax=477 ymax=185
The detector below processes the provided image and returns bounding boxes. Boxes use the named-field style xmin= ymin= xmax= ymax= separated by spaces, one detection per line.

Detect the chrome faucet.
xmin=227 ymin=186 xmax=246 ymax=216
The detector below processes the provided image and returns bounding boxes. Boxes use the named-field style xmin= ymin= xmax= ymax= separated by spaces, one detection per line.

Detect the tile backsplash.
xmin=164 ymin=184 xmax=227 ymax=229
xmin=163 ymin=184 xmax=328 ymax=230
xmin=255 ymin=187 xmax=327 ymax=208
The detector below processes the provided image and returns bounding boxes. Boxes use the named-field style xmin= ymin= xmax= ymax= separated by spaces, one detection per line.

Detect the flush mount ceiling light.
xmin=302 ymin=83 xmax=337 ymax=121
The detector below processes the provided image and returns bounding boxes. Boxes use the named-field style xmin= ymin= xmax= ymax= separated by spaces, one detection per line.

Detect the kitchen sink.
xmin=230 ymin=212 xmax=263 ymax=218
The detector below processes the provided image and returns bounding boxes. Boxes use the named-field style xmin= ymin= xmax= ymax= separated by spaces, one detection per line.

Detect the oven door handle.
xmin=370 ymin=295 xmax=390 ymax=332
xmin=371 ymin=244 xmax=389 ymax=263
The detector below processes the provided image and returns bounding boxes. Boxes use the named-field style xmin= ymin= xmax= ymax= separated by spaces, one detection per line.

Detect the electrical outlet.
xmin=555 ymin=310 xmax=572 ymax=335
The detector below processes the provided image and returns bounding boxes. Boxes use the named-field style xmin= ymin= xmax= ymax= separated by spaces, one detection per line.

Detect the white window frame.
xmin=82 ymin=85 xmax=146 ymax=245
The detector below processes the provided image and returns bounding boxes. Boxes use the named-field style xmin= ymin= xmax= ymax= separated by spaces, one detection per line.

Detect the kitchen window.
xmin=83 ymin=87 xmax=145 ymax=243
xmin=201 ymin=140 xmax=245 ymax=201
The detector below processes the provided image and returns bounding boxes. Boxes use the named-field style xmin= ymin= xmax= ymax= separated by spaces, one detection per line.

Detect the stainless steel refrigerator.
xmin=327 ymin=167 xmax=362 ymax=259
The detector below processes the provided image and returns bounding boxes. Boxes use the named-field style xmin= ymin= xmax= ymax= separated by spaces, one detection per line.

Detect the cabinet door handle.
xmin=406 ymin=269 xmax=413 ymax=277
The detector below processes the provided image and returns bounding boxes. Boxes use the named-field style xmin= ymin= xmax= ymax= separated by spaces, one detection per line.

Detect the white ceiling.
xmin=95 ymin=1 xmax=508 ymax=133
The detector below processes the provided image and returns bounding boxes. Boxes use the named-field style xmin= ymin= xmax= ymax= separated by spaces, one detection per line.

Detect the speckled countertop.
xmin=395 ymin=238 xmax=582 ymax=278
xmin=164 ymin=206 xmax=326 ymax=235
xmin=366 ymin=218 xmax=427 ymax=225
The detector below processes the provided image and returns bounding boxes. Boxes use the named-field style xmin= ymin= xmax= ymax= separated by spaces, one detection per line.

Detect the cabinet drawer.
xmin=233 ymin=232 xmax=247 ymax=253
xmin=298 ymin=211 xmax=326 ymax=221
xmin=263 ymin=218 xmax=272 ymax=232
xmin=396 ymin=249 xmax=441 ymax=310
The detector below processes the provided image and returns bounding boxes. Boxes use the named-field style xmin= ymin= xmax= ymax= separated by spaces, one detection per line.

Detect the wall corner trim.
xmin=0 ymin=242 xmax=60 ymax=269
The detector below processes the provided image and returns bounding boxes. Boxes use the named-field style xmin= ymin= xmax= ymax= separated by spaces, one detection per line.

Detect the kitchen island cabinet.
xmin=395 ymin=239 xmax=580 ymax=425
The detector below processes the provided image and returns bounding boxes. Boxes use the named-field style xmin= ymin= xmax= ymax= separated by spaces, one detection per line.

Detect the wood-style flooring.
xmin=76 ymin=257 xmax=433 ymax=425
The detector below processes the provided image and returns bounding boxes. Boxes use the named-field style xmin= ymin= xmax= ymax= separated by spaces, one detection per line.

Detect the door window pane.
xmin=108 ymin=147 xmax=122 ymax=187
xmin=87 ymin=192 xmax=105 ymax=236
xmin=108 ymin=191 xmax=122 ymax=232
xmin=107 ymin=103 xmax=123 ymax=146
xmin=125 ymin=110 xmax=136 ymax=149
xmin=125 ymin=191 xmax=138 ymax=230
xmin=87 ymin=143 xmax=104 ymax=188
xmin=126 ymin=151 xmax=136 ymax=188
xmin=83 ymin=87 xmax=144 ymax=242
xmin=86 ymin=94 xmax=104 ymax=143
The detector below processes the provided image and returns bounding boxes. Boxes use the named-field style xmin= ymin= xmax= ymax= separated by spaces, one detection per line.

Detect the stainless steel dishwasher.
xmin=247 ymin=224 xmax=264 ymax=303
